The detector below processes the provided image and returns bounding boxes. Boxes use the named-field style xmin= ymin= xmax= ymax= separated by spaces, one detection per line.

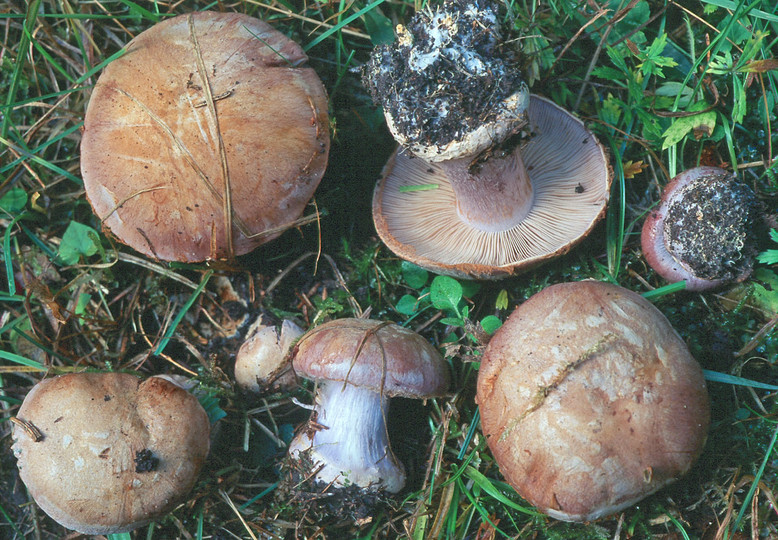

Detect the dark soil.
xmin=664 ymin=172 xmax=763 ymax=281
xmin=362 ymin=0 xmax=525 ymax=151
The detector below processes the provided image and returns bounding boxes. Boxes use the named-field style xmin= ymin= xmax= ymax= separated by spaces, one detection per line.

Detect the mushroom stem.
xmin=437 ymin=146 xmax=534 ymax=233
xmin=289 ymin=381 xmax=405 ymax=493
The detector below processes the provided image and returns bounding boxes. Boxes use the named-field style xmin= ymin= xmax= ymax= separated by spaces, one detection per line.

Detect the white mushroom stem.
xmin=288 ymin=381 xmax=406 ymax=493
xmin=437 ymin=147 xmax=534 ymax=233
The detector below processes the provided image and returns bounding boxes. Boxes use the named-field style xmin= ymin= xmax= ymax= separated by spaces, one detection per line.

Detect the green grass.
xmin=1 ymin=0 xmax=777 ymax=538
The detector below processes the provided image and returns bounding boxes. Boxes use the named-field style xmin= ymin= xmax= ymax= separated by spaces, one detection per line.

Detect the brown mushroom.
xmin=476 ymin=281 xmax=710 ymax=522
xmin=288 ymin=318 xmax=449 ymax=493
xmin=234 ymin=315 xmax=303 ymax=393
xmin=12 ymin=373 xmax=210 ymax=534
xmin=641 ymin=166 xmax=762 ymax=291
xmin=363 ymin=0 xmax=610 ymax=279
xmin=81 ymin=11 xmax=329 ymax=262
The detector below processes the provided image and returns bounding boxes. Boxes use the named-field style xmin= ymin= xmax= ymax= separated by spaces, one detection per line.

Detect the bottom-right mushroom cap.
xmin=476 ymin=281 xmax=710 ymax=522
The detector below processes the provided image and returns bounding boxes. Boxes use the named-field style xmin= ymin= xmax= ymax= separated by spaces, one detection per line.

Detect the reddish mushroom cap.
xmin=476 ymin=281 xmax=710 ymax=522
xmin=81 ymin=11 xmax=329 ymax=262
xmin=292 ymin=318 xmax=449 ymax=397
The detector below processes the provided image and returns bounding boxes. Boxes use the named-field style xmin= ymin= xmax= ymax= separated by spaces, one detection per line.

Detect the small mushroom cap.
xmin=81 ymin=11 xmax=329 ymax=262
xmin=235 ymin=317 xmax=303 ymax=392
xmin=12 ymin=373 xmax=210 ymax=534
xmin=641 ymin=166 xmax=760 ymax=291
xmin=373 ymin=95 xmax=611 ymax=279
xmin=476 ymin=281 xmax=709 ymax=522
xmin=292 ymin=318 xmax=449 ymax=397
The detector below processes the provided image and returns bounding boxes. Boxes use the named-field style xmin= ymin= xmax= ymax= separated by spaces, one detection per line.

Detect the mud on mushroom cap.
xmin=362 ymin=0 xmax=529 ymax=162
xmin=12 ymin=373 xmax=210 ymax=534
xmin=641 ymin=166 xmax=763 ymax=291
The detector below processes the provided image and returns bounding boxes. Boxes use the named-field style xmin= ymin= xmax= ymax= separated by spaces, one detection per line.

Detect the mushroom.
xmin=363 ymin=0 xmax=610 ymax=279
xmin=81 ymin=11 xmax=329 ymax=262
xmin=641 ymin=166 xmax=763 ymax=291
xmin=11 ymin=373 xmax=210 ymax=534
xmin=476 ymin=281 xmax=710 ymax=522
xmin=234 ymin=315 xmax=303 ymax=393
xmin=287 ymin=318 xmax=449 ymax=493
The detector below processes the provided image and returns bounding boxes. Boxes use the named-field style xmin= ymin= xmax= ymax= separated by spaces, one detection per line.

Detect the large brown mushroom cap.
xmin=81 ymin=11 xmax=329 ymax=262
xmin=292 ymin=318 xmax=449 ymax=397
xmin=373 ymin=95 xmax=611 ymax=279
xmin=476 ymin=281 xmax=709 ymax=522
xmin=12 ymin=373 xmax=210 ymax=534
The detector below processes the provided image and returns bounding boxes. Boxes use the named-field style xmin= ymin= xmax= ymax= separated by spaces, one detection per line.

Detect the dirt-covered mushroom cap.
xmin=363 ymin=0 xmax=529 ymax=162
xmin=288 ymin=318 xmax=449 ymax=493
xmin=12 ymin=373 xmax=210 ymax=534
xmin=476 ymin=281 xmax=710 ymax=522
xmin=641 ymin=166 xmax=762 ymax=291
xmin=81 ymin=11 xmax=329 ymax=262
xmin=234 ymin=316 xmax=303 ymax=393
xmin=373 ymin=95 xmax=611 ymax=279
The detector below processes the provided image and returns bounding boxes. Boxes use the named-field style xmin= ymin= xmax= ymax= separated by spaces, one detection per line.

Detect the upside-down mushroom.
xmin=363 ymin=0 xmax=610 ymax=279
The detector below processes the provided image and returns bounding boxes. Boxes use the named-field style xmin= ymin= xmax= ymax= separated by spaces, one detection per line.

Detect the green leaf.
xmin=700 ymin=1 xmax=778 ymax=23
xmin=731 ymin=75 xmax=747 ymax=124
xmin=661 ymin=102 xmax=717 ymax=149
xmin=463 ymin=466 xmax=539 ymax=516
xmin=0 ymin=349 xmax=45 ymax=371
xmin=599 ymin=93 xmax=623 ymax=129
xmin=0 ymin=187 xmax=27 ymax=214
xmin=591 ymin=66 xmax=627 ymax=81
xmin=197 ymin=392 xmax=227 ymax=424
xmin=459 ymin=280 xmax=481 ymax=299
xmin=56 ymin=221 xmax=101 ymax=265
xmin=479 ymin=315 xmax=502 ymax=335
xmin=395 ymin=294 xmax=420 ymax=316
xmin=440 ymin=316 xmax=465 ymax=327
xmin=751 ymin=268 xmax=778 ymax=313
xmin=703 ymin=369 xmax=778 ymax=391
xmin=74 ymin=292 xmax=91 ymax=316
xmin=757 ymin=250 xmax=778 ymax=265
xmin=363 ymin=7 xmax=394 ymax=46
xmin=402 ymin=261 xmax=429 ymax=289
xmin=430 ymin=275 xmax=463 ymax=315
xmin=495 ymin=289 xmax=508 ymax=310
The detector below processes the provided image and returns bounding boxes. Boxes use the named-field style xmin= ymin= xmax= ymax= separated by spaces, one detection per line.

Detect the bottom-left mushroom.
xmin=11 ymin=372 xmax=211 ymax=534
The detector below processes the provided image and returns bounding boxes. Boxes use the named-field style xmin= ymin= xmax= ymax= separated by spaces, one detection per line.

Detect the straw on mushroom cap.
xmin=81 ymin=11 xmax=329 ymax=262
xmin=373 ymin=95 xmax=611 ymax=279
